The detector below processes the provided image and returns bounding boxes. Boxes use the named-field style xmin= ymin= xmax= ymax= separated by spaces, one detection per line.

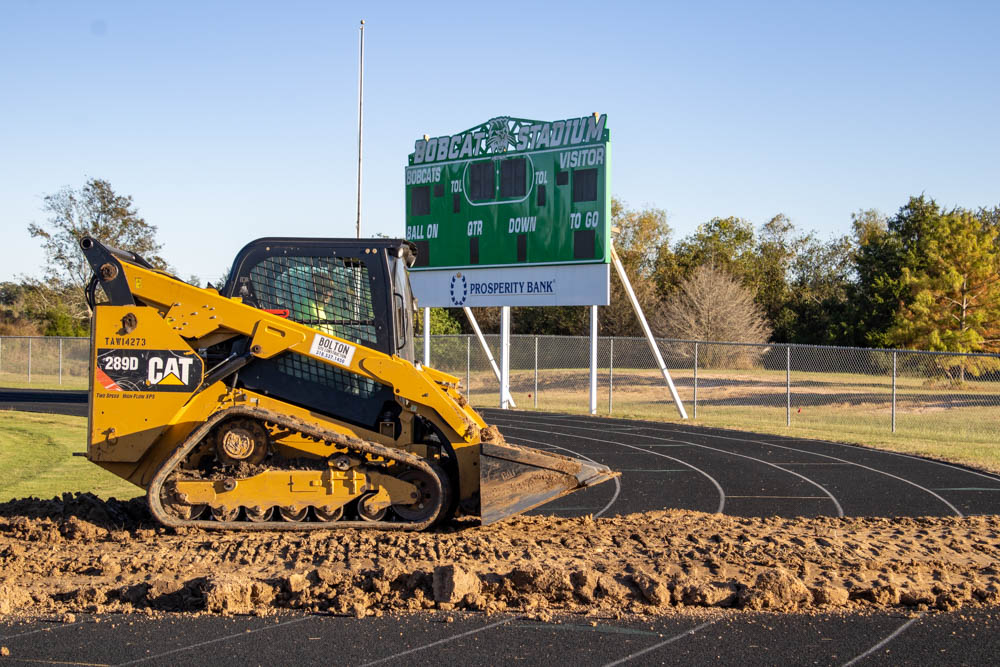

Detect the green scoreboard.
xmin=405 ymin=114 xmax=610 ymax=271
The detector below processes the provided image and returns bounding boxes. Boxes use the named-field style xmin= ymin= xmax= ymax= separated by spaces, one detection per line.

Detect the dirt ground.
xmin=0 ymin=493 xmax=998 ymax=620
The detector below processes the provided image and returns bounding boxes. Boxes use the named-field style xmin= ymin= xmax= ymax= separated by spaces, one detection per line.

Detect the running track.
xmin=1 ymin=394 xmax=998 ymax=665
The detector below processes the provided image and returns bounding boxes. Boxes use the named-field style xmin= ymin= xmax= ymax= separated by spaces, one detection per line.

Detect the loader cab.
xmin=219 ymin=238 xmax=418 ymax=433
xmin=224 ymin=238 xmax=418 ymax=362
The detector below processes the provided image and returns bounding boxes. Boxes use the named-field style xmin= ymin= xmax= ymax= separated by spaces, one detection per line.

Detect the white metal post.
xmin=533 ymin=335 xmax=538 ymax=409
xmin=27 ymin=337 xmax=32 ymax=384
xmin=466 ymin=336 xmax=471 ymax=399
xmin=589 ymin=305 xmax=598 ymax=415
xmin=693 ymin=342 xmax=698 ymax=419
xmin=59 ymin=338 xmax=63 ymax=385
xmin=355 ymin=19 xmax=365 ymax=238
xmin=610 ymin=245 xmax=688 ymax=419
xmin=463 ymin=307 xmax=516 ymax=408
xmin=786 ymin=345 xmax=791 ymax=426
xmin=422 ymin=307 xmax=431 ymax=367
xmin=891 ymin=351 xmax=897 ymax=433
xmin=608 ymin=337 xmax=614 ymax=414
xmin=500 ymin=306 xmax=511 ymax=409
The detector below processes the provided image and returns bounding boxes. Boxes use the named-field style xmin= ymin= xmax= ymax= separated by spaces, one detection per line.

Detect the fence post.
xmin=785 ymin=345 xmax=791 ymax=427
xmin=533 ymin=336 xmax=538 ymax=409
xmin=891 ymin=350 xmax=897 ymax=433
xmin=28 ymin=337 xmax=32 ymax=384
xmin=693 ymin=342 xmax=698 ymax=420
xmin=59 ymin=338 xmax=63 ymax=385
xmin=422 ymin=308 xmax=431 ymax=367
xmin=609 ymin=337 xmax=614 ymax=414
xmin=466 ymin=336 xmax=471 ymax=401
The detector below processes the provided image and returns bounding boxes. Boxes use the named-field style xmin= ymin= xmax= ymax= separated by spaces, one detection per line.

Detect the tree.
xmin=514 ymin=306 xmax=587 ymax=336
xmin=670 ymin=216 xmax=756 ymax=282
xmin=660 ymin=264 xmax=772 ymax=355
xmin=602 ymin=270 xmax=665 ymax=337
xmin=887 ymin=209 xmax=1000 ymax=380
xmin=415 ymin=307 xmax=462 ymax=335
xmin=601 ymin=198 xmax=672 ymax=336
xmin=0 ymin=281 xmax=42 ymax=335
xmin=28 ymin=178 xmax=167 ymax=316
xmin=849 ymin=207 xmax=899 ymax=347
xmin=612 ymin=197 xmax=671 ymax=277
xmin=0 ymin=279 xmax=89 ymax=336
xmin=977 ymin=205 xmax=1000 ymax=232
xmin=749 ymin=214 xmax=808 ymax=338
xmin=783 ymin=234 xmax=854 ymax=344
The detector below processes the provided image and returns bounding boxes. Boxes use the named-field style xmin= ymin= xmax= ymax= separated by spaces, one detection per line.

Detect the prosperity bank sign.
xmin=409 ymin=264 xmax=610 ymax=308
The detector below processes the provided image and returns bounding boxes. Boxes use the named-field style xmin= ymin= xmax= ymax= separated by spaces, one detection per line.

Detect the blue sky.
xmin=2 ymin=1 xmax=998 ymax=283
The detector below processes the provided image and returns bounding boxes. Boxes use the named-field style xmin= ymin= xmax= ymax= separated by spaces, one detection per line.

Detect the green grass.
xmin=0 ymin=372 xmax=88 ymax=390
xmin=0 ymin=410 xmax=142 ymax=501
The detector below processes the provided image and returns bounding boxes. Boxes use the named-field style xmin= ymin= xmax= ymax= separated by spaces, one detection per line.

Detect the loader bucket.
xmin=479 ymin=440 xmax=619 ymax=525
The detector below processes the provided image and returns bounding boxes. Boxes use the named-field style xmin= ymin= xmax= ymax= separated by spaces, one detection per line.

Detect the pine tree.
xmin=888 ymin=210 xmax=1000 ymax=381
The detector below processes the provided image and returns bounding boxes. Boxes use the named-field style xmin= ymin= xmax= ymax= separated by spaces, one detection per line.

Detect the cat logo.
xmin=147 ymin=356 xmax=195 ymax=387
xmin=96 ymin=348 xmax=203 ymax=393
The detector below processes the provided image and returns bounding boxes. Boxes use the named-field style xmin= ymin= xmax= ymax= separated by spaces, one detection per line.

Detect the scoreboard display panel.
xmin=405 ymin=114 xmax=610 ymax=271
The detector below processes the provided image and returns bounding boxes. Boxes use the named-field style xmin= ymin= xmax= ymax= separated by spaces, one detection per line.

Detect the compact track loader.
xmin=80 ymin=236 xmax=616 ymax=530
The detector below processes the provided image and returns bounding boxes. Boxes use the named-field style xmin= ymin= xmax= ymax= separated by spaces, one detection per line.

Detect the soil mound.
xmin=1 ymin=494 xmax=998 ymax=618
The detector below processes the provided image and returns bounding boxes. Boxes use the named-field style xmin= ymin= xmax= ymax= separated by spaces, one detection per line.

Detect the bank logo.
xmin=450 ymin=272 xmax=468 ymax=306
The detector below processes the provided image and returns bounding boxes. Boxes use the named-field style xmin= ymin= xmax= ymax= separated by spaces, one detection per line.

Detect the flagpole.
xmin=355 ymin=19 xmax=365 ymax=238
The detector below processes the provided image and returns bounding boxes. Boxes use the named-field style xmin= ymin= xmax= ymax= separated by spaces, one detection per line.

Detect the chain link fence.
xmin=0 ymin=337 xmax=91 ymax=389
xmin=4 ymin=334 xmax=1000 ymax=450
xmin=418 ymin=334 xmax=1000 ymax=450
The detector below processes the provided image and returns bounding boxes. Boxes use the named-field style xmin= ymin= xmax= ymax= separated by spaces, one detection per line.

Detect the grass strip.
xmin=0 ymin=410 xmax=141 ymax=501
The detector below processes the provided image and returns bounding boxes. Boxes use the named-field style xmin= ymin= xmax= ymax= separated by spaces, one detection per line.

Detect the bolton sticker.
xmin=95 ymin=349 xmax=203 ymax=392
xmin=309 ymin=334 xmax=357 ymax=368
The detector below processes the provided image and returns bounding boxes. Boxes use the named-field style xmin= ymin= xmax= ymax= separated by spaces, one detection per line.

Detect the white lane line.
xmin=500 ymin=419 xmax=846 ymax=516
xmin=761 ymin=435 xmax=1000 ymax=484
xmin=935 ymin=487 xmax=1000 ymax=491
xmin=840 ymin=614 xmax=924 ymax=666
xmin=1 ymin=659 xmax=108 ymax=666
xmin=359 ymin=616 xmax=520 ymax=667
xmin=511 ymin=436 xmax=621 ymax=518
xmin=779 ymin=462 xmax=853 ymax=465
xmin=0 ymin=620 xmax=89 ymax=641
xmin=632 ymin=425 xmax=965 ymax=517
xmin=602 ymin=618 xmax=719 ymax=666
xmin=494 ymin=422 xmax=726 ymax=514
xmin=519 ymin=421 xmax=846 ymax=516
xmin=115 ymin=616 xmax=311 ymax=666
xmin=727 ymin=495 xmax=827 ymax=499
xmin=559 ymin=414 xmax=968 ymax=516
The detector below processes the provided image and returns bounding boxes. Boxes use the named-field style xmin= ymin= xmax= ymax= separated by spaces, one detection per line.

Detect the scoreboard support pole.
xmin=500 ymin=306 xmax=511 ymax=409
xmin=463 ymin=306 xmax=516 ymax=408
xmin=610 ymin=245 xmax=689 ymax=419
xmin=590 ymin=305 xmax=598 ymax=415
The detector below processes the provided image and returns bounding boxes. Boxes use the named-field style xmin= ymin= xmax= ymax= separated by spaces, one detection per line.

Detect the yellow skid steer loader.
xmin=80 ymin=236 xmax=616 ymax=530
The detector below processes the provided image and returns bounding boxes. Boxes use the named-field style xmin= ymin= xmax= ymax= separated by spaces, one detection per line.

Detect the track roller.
xmin=279 ymin=506 xmax=309 ymax=522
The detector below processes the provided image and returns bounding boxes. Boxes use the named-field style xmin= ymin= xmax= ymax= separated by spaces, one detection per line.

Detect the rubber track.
xmin=147 ymin=406 xmax=445 ymax=531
